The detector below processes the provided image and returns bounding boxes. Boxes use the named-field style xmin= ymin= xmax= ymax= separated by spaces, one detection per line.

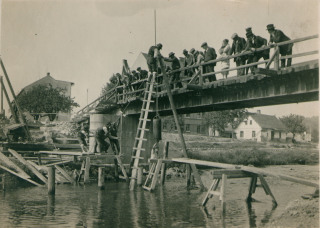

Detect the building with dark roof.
xmin=234 ymin=110 xmax=287 ymax=142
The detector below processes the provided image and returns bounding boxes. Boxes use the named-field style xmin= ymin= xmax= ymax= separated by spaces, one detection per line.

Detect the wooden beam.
xmin=0 ymin=164 xmax=42 ymax=186
xmin=0 ymin=151 xmax=30 ymax=178
xmin=158 ymin=57 xmax=205 ymax=191
xmin=8 ymin=149 xmax=47 ymax=184
xmin=55 ymin=165 xmax=75 ymax=184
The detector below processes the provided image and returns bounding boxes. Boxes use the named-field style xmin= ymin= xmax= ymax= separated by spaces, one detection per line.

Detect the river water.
xmin=0 ymin=169 xmax=316 ymax=228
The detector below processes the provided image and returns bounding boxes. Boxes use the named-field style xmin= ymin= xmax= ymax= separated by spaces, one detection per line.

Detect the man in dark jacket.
xmin=244 ymin=31 xmax=269 ymax=74
xmin=164 ymin=52 xmax=182 ymax=88
xmin=230 ymin=33 xmax=247 ymax=76
xmin=267 ymin=24 xmax=293 ymax=67
xmin=201 ymin=42 xmax=217 ymax=82
xmin=94 ymin=126 xmax=110 ymax=153
xmin=147 ymin=43 xmax=162 ymax=73
xmin=183 ymin=49 xmax=195 ymax=77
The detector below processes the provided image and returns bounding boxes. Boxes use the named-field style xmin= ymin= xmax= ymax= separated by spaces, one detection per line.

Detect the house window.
xmin=279 ymin=132 xmax=281 ymax=138
xmin=250 ymin=120 xmax=252 ymax=125
xmin=252 ymin=131 xmax=256 ymax=137
xmin=185 ymin=114 xmax=190 ymax=118
xmin=197 ymin=125 xmax=201 ymax=134
xmin=185 ymin=124 xmax=190 ymax=132
xmin=245 ymin=121 xmax=247 ymax=125
xmin=240 ymin=131 xmax=244 ymax=138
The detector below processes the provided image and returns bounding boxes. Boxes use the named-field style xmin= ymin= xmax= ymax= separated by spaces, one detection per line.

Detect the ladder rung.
xmin=142 ymin=186 xmax=152 ymax=191
xmin=133 ymin=147 xmax=145 ymax=151
xmin=210 ymin=190 xmax=221 ymax=196
xmin=140 ymin=109 xmax=150 ymax=112
xmin=138 ymin=127 xmax=149 ymax=131
xmin=129 ymin=177 xmax=137 ymax=179
xmin=131 ymin=156 xmax=144 ymax=160
xmin=142 ymin=100 xmax=154 ymax=103
xmin=139 ymin=118 xmax=151 ymax=121
xmin=135 ymin=137 xmax=147 ymax=141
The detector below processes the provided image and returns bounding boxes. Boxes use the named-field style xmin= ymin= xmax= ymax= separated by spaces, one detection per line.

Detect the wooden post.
xmin=114 ymin=157 xmax=119 ymax=181
xmin=160 ymin=141 xmax=169 ymax=185
xmin=0 ymin=174 xmax=5 ymax=191
xmin=221 ymin=174 xmax=227 ymax=213
xmin=247 ymin=176 xmax=257 ymax=202
xmin=0 ymin=77 xmax=19 ymax=123
xmin=48 ymin=166 xmax=55 ymax=195
xmin=199 ymin=64 xmax=203 ymax=85
xmin=186 ymin=164 xmax=191 ymax=188
xmin=137 ymin=167 xmax=143 ymax=186
xmin=157 ymin=57 xmax=205 ymax=191
xmin=84 ymin=157 xmax=90 ymax=184
xmin=274 ymin=46 xmax=280 ymax=71
xmin=0 ymin=77 xmax=3 ymax=115
xmin=98 ymin=167 xmax=105 ymax=190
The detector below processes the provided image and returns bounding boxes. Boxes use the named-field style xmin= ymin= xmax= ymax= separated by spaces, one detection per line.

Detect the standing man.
xmin=243 ymin=29 xmax=269 ymax=74
xmin=147 ymin=43 xmax=163 ymax=73
xmin=230 ymin=33 xmax=247 ymax=76
xmin=266 ymin=24 xmax=293 ymax=67
xmin=94 ymin=125 xmax=110 ymax=153
xmin=107 ymin=121 xmax=120 ymax=155
xmin=183 ymin=49 xmax=195 ymax=77
xmin=201 ymin=42 xmax=217 ymax=82
xmin=164 ymin=52 xmax=183 ymax=88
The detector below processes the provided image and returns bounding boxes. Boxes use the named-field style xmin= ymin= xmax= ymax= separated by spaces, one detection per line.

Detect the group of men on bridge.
xmin=113 ymin=24 xmax=293 ymax=94
xmin=146 ymin=24 xmax=293 ymax=85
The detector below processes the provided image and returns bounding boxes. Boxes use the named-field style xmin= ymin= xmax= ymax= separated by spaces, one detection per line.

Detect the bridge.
xmin=74 ymin=34 xmax=318 ymax=119
xmin=74 ymin=35 xmax=319 ymax=163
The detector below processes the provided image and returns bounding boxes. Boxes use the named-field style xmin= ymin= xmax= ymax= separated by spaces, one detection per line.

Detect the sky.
xmin=0 ymin=0 xmax=319 ymax=118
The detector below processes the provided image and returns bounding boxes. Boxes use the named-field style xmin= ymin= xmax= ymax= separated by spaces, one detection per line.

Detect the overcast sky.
xmin=0 ymin=0 xmax=319 ymax=117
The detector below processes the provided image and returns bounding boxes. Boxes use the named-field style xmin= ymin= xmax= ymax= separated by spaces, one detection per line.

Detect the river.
xmin=0 ymin=165 xmax=317 ymax=228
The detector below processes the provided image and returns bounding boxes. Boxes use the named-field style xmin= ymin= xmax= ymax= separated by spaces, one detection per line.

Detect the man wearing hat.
xmin=164 ymin=52 xmax=182 ymax=88
xmin=267 ymin=24 xmax=293 ymax=67
xmin=201 ymin=42 xmax=217 ymax=82
xmin=243 ymin=30 xmax=269 ymax=74
xmin=136 ymin=67 xmax=148 ymax=80
xmin=230 ymin=33 xmax=247 ymax=76
xmin=147 ymin=43 xmax=163 ymax=73
xmin=94 ymin=125 xmax=110 ymax=153
xmin=182 ymin=49 xmax=195 ymax=77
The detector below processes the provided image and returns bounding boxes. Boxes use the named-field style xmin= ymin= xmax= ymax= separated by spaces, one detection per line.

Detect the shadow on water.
xmin=0 ymin=176 xmax=315 ymax=228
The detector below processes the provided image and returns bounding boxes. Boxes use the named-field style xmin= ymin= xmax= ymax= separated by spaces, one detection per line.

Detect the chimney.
xmin=47 ymin=72 xmax=50 ymax=76
xmin=257 ymin=110 xmax=261 ymax=114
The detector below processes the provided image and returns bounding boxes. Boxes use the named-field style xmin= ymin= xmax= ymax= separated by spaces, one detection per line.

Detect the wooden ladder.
xmin=77 ymin=157 xmax=91 ymax=183
xmin=129 ymin=73 xmax=156 ymax=190
xmin=142 ymin=159 xmax=162 ymax=191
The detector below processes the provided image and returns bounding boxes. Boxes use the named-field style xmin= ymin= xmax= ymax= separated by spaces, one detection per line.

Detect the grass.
xmin=162 ymin=133 xmax=319 ymax=167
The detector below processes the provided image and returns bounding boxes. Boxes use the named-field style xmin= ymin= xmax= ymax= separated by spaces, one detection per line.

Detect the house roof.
xmin=249 ymin=113 xmax=287 ymax=131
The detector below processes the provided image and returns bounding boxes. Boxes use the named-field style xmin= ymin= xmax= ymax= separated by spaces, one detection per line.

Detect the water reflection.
xmin=0 ymin=178 xmax=311 ymax=228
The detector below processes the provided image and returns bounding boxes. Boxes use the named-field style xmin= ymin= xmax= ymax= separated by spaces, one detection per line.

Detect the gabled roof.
xmin=249 ymin=113 xmax=286 ymax=131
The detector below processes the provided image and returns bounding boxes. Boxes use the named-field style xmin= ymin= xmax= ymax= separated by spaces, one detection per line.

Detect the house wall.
xmin=235 ymin=116 xmax=262 ymax=142
xmin=261 ymin=129 xmax=286 ymax=142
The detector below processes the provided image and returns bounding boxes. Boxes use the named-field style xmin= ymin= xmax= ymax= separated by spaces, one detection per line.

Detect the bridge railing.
xmin=116 ymin=34 xmax=318 ymax=102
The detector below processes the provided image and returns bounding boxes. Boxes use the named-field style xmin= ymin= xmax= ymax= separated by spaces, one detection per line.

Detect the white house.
xmin=234 ymin=111 xmax=287 ymax=142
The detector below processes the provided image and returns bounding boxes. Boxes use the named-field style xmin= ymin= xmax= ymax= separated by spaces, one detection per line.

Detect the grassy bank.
xmin=162 ymin=133 xmax=319 ymax=167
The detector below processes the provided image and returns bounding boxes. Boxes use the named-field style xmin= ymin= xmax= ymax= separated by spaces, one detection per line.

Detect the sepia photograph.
xmin=0 ymin=0 xmax=318 ymax=227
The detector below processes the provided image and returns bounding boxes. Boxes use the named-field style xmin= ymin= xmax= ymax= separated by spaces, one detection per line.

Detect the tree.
xmin=203 ymin=109 xmax=248 ymax=136
xmin=16 ymin=84 xmax=79 ymax=121
xmin=101 ymin=74 xmax=118 ymax=96
xmin=280 ymin=114 xmax=307 ymax=140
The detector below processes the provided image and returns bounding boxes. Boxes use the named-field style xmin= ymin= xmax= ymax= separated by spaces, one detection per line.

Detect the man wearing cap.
xmin=201 ymin=42 xmax=217 ymax=82
xmin=183 ymin=49 xmax=195 ymax=77
xmin=244 ymin=30 xmax=269 ymax=74
xmin=230 ymin=33 xmax=247 ymax=76
xmin=147 ymin=43 xmax=163 ymax=73
xmin=164 ymin=52 xmax=183 ymax=88
xmin=267 ymin=24 xmax=293 ymax=67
